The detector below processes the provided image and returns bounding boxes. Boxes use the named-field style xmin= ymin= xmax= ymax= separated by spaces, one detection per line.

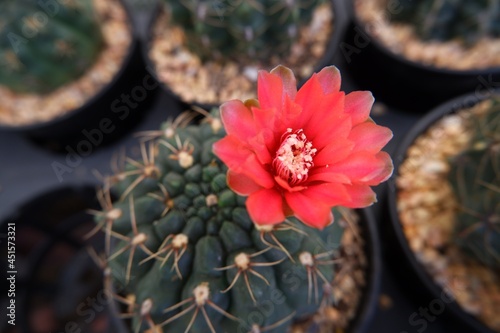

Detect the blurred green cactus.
xmin=448 ymin=99 xmax=500 ymax=270
xmin=161 ymin=0 xmax=324 ymax=62
xmin=94 ymin=109 xmax=346 ymax=333
xmin=389 ymin=0 xmax=500 ymax=44
xmin=0 ymin=0 xmax=104 ymax=94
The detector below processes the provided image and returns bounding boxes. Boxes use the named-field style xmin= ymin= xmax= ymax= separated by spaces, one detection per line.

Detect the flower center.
xmin=273 ymin=128 xmax=316 ymax=185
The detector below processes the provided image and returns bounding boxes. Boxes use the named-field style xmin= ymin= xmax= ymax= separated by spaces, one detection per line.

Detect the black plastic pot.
xmin=342 ymin=3 xmax=500 ymax=113
xmin=386 ymin=90 xmax=500 ymax=333
xmin=346 ymin=207 xmax=382 ymax=333
xmin=0 ymin=185 xmax=125 ymax=333
xmin=105 ymin=207 xmax=381 ymax=333
xmin=142 ymin=0 xmax=345 ymax=110
xmin=0 ymin=0 xmax=158 ymax=151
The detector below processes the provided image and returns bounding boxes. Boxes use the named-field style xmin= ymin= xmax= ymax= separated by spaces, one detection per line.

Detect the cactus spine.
xmin=160 ymin=0 xmax=324 ymax=62
xmin=94 ymin=109 xmax=347 ymax=333
xmin=389 ymin=0 xmax=500 ymax=44
xmin=0 ymin=0 xmax=104 ymax=94
xmin=448 ymin=99 xmax=500 ymax=270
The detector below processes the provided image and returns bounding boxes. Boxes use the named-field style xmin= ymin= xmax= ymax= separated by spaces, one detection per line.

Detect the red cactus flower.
xmin=213 ymin=65 xmax=393 ymax=229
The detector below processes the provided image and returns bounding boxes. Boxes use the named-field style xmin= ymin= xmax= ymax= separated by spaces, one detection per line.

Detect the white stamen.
xmin=273 ymin=129 xmax=317 ymax=185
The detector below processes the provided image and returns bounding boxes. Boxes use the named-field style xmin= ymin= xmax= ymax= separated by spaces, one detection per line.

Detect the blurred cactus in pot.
xmin=388 ymin=0 xmax=500 ymax=45
xmin=0 ymin=0 xmax=104 ymax=94
xmin=160 ymin=0 xmax=324 ymax=62
xmin=448 ymin=99 xmax=500 ymax=270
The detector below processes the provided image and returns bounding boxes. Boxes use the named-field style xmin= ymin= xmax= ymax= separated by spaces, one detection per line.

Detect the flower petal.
xmin=213 ymin=137 xmax=274 ymax=188
xmin=285 ymin=191 xmax=333 ymax=229
xmin=315 ymin=66 xmax=341 ymax=94
xmin=258 ymin=70 xmax=284 ymax=110
xmin=247 ymin=188 xmax=285 ymax=225
xmin=309 ymin=112 xmax=351 ymax=151
xmin=349 ymin=122 xmax=393 ymax=154
xmin=307 ymin=169 xmax=352 ymax=184
xmin=213 ymin=136 xmax=248 ymax=168
xmin=361 ymin=151 xmax=394 ymax=185
xmin=227 ymin=170 xmax=262 ymax=195
xmin=313 ymin=138 xmax=354 ymax=167
xmin=301 ymin=183 xmax=351 ymax=207
xmin=344 ymin=91 xmax=374 ymax=126
xmin=342 ymin=184 xmax=377 ymax=208
xmin=294 ymin=75 xmax=345 ymax=128
xmin=219 ymin=100 xmax=256 ymax=141
xmin=327 ymin=151 xmax=392 ymax=184
xmin=270 ymin=65 xmax=297 ymax=100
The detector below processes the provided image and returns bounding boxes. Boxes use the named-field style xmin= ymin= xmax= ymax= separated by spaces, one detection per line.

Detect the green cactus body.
xmin=97 ymin=110 xmax=346 ymax=333
xmin=389 ymin=0 xmax=500 ymax=44
xmin=448 ymin=100 xmax=500 ymax=270
xmin=160 ymin=0 xmax=323 ymax=62
xmin=0 ymin=0 xmax=104 ymax=94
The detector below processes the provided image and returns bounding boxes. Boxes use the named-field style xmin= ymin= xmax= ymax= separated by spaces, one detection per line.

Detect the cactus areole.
xmin=95 ymin=65 xmax=393 ymax=332
xmin=0 ymin=0 xmax=104 ymax=94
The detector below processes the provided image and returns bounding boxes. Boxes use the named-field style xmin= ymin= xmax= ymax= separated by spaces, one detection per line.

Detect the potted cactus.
xmin=388 ymin=91 xmax=500 ymax=332
xmin=0 ymin=0 xmax=140 ymax=142
xmin=344 ymin=0 xmax=500 ymax=111
xmin=93 ymin=65 xmax=393 ymax=332
xmin=448 ymin=107 xmax=500 ymax=271
xmin=145 ymin=0 xmax=342 ymax=106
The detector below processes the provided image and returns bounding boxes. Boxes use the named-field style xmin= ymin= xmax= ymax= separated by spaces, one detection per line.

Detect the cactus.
xmin=94 ymin=109 xmax=347 ymax=333
xmin=160 ymin=0 xmax=324 ymax=62
xmin=388 ymin=0 xmax=500 ymax=44
xmin=0 ymin=0 xmax=104 ymax=94
xmin=448 ymin=99 xmax=500 ymax=270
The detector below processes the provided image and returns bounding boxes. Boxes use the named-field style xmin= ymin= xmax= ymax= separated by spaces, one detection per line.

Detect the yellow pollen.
xmin=273 ymin=129 xmax=316 ymax=186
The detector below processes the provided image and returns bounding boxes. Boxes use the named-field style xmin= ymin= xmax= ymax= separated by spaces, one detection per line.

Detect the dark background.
xmin=0 ymin=1 xmax=481 ymax=332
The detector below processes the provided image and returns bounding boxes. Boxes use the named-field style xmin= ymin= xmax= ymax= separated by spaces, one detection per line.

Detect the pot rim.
xmin=349 ymin=207 xmax=382 ymax=333
xmin=387 ymin=89 xmax=500 ymax=333
xmin=142 ymin=0 xmax=346 ymax=110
